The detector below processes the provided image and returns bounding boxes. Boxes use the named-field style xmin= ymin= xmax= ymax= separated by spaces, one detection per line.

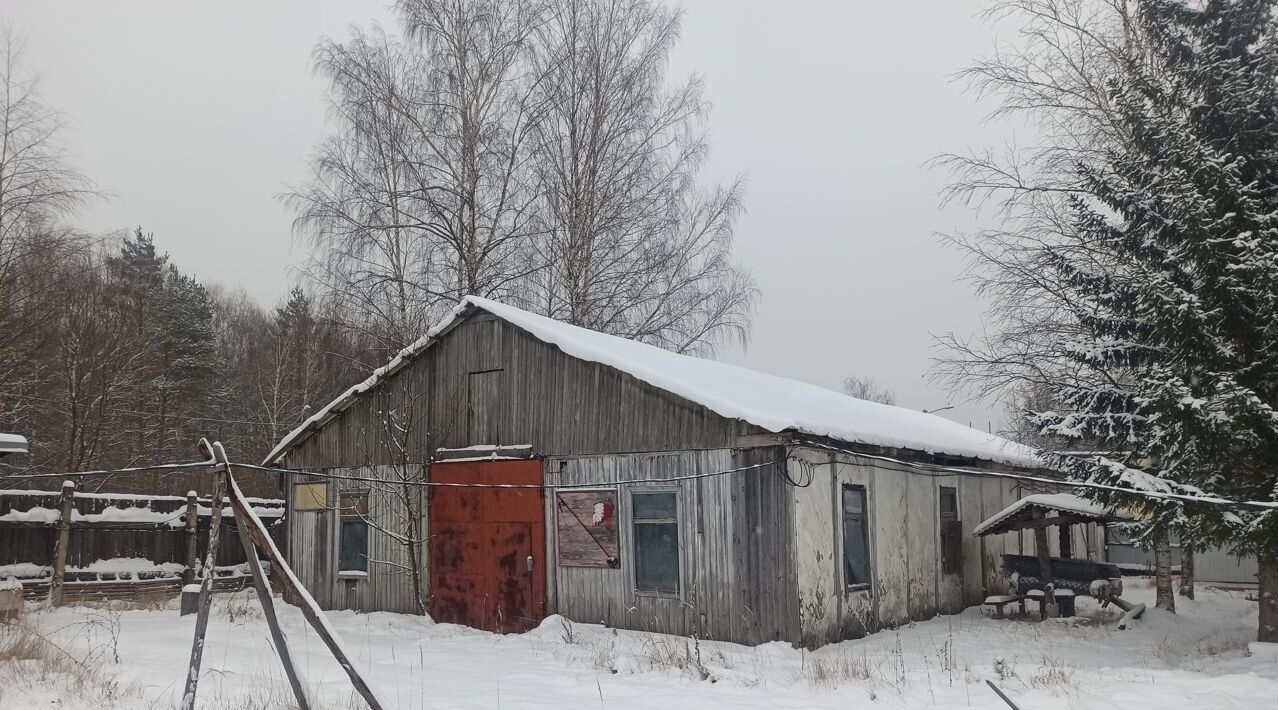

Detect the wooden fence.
xmin=0 ymin=487 xmax=285 ymax=600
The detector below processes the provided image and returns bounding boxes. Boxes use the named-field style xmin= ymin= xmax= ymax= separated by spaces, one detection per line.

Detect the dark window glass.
xmin=338 ymin=492 xmax=369 ymax=573
xmin=633 ymin=492 xmax=677 ymax=519
xmin=842 ymin=486 xmax=871 ymax=587
xmin=633 ymin=492 xmax=678 ymax=593
xmin=939 ymin=486 xmax=961 ymax=575
xmin=940 ymin=487 xmax=958 ymax=518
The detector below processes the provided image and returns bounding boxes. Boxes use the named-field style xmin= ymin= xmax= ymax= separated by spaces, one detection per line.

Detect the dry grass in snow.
xmin=0 ymin=580 xmax=1273 ymax=709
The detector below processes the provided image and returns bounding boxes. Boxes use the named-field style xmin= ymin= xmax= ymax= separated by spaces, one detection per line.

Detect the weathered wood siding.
xmin=285 ymin=468 xmax=425 ymax=614
xmin=790 ymin=447 xmax=1104 ymax=647
xmin=545 ymin=446 xmax=799 ymax=645
xmin=286 ymin=316 xmax=761 ymax=471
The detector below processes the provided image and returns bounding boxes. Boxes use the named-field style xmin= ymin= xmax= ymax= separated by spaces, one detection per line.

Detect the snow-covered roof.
xmin=974 ymin=493 xmax=1132 ymax=536
xmin=264 ymin=296 xmax=1042 ymax=468
xmin=0 ymin=433 xmax=28 ymax=455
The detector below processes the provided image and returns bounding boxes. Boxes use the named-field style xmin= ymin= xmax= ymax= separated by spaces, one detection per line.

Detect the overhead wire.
xmin=801 ymin=440 xmax=1278 ymax=513
xmin=0 ymin=460 xmax=214 ymax=482
xmin=233 ymin=459 xmax=788 ymax=490
xmin=2 ymin=444 xmax=1275 ymax=512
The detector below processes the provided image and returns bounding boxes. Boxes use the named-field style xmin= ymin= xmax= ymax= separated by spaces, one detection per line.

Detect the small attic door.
xmin=468 ymin=369 xmax=503 ymax=443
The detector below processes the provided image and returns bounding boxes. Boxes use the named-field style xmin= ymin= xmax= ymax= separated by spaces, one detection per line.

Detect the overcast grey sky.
xmin=7 ymin=0 xmax=1017 ymax=431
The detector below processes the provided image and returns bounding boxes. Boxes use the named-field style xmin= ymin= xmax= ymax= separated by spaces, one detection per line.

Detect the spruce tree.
xmin=1030 ymin=0 xmax=1278 ymax=640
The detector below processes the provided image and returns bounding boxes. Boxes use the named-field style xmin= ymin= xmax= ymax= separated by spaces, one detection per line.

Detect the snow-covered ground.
xmin=1 ymin=580 xmax=1272 ymax=709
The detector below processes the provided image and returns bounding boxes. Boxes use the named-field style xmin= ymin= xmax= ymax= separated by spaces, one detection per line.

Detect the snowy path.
xmin=2 ymin=582 xmax=1273 ymax=709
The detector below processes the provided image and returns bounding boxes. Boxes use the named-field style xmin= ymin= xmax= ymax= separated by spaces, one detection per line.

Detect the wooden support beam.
xmin=180 ymin=460 xmax=225 ymax=710
xmin=1058 ymin=523 xmax=1073 ymax=560
xmin=211 ymin=442 xmax=311 ymax=710
xmin=49 ymin=480 xmax=75 ymax=606
xmin=1031 ymin=508 xmax=1053 ymax=586
xmin=222 ymin=451 xmax=387 ymax=710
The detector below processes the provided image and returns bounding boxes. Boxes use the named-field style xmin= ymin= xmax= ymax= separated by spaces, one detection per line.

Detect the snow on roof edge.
xmin=262 ymin=300 xmax=475 ymax=465
xmin=265 ymin=297 xmax=1043 ymax=468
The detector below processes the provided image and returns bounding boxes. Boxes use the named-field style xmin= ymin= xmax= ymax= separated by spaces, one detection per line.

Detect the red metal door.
xmin=429 ymin=458 xmax=546 ymax=633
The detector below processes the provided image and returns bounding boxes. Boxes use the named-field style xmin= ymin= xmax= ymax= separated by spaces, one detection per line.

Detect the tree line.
xmin=0 ymin=224 xmax=367 ymax=491
xmin=937 ymin=0 xmax=1278 ymax=641
xmin=0 ymin=0 xmax=754 ymax=492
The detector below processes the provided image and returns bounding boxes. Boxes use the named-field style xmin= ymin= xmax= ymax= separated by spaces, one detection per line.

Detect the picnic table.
xmin=974 ymin=493 xmax=1137 ymax=622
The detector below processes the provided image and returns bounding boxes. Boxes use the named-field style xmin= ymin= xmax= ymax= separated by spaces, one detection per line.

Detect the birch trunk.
xmin=1153 ymin=531 xmax=1175 ymax=613
xmin=1259 ymin=553 xmax=1277 ymax=643
xmin=1178 ymin=546 xmax=1194 ymax=600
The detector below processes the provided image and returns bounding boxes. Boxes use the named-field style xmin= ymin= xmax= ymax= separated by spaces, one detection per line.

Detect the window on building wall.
xmin=632 ymin=491 xmax=679 ymax=593
xmin=841 ymin=485 xmax=871 ymax=589
xmin=294 ymin=482 xmax=328 ymax=511
xmin=338 ymin=491 xmax=369 ymax=574
xmin=939 ymin=486 xmax=961 ymax=575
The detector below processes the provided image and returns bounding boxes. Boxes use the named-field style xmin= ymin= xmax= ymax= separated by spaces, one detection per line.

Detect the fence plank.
xmin=184 ymin=491 xmax=198 ymax=586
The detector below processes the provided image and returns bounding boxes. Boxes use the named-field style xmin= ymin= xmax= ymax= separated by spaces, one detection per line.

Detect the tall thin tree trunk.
xmin=1178 ymin=545 xmax=1195 ymax=600
xmin=1153 ymin=530 xmax=1176 ymax=612
xmin=1259 ymin=553 xmax=1277 ymax=643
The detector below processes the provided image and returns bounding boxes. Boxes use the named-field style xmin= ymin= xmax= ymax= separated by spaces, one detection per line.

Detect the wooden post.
xmin=1031 ymin=509 xmax=1054 ymax=585
xmin=183 ymin=491 xmax=199 ymax=587
xmin=49 ymin=480 xmax=75 ymax=606
xmin=211 ymin=443 xmax=310 ymax=710
xmin=1058 ymin=523 xmax=1073 ymax=559
xmin=180 ymin=464 xmax=226 ymax=710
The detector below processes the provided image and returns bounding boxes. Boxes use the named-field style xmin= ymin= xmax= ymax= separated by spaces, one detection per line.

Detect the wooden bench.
xmin=1024 ymin=588 xmax=1077 ymax=618
xmin=983 ymin=595 xmax=1019 ymax=618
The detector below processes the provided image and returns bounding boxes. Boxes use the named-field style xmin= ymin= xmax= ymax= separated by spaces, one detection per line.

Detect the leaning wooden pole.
xmin=180 ymin=447 xmax=226 ymax=710
xmin=209 ymin=442 xmax=311 ymax=710
xmin=220 ymin=451 xmax=388 ymax=710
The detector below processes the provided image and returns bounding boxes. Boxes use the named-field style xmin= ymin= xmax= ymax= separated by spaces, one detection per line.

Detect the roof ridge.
xmin=263 ymin=296 xmax=1040 ymax=468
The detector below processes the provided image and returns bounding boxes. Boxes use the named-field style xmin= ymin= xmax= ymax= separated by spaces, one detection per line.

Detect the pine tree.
xmin=1029 ymin=0 xmax=1278 ymax=640
xmin=153 ymin=267 xmax=226 ymax=455
xmin=108 ymin=228 xmax=170 ymax=462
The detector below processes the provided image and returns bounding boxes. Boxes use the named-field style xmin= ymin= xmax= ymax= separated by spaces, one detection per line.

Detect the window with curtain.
xmin=632 ymin=491 xmax=679 ymax=593
xmin=842 ymin=485 xmax=871 ymax=589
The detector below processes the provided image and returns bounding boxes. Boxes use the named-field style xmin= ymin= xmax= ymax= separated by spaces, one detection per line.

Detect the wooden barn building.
xmin=266 ymin=297 xmax=1101 ymax=648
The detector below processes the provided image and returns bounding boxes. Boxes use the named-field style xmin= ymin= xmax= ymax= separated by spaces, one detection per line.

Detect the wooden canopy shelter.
xmin=975 ymin=493 xmax=1131 ymax=539
xmin=976 ymin=493 xmax=1132 ymax=618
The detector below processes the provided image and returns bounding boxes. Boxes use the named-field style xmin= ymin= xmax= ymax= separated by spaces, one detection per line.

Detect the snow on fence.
xmin=0 ymin=487 xmax=286 ymax=600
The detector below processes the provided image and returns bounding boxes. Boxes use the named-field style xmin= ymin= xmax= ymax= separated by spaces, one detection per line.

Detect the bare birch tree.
xmin=353 ymin=372 xmax=462 ymax=614
xmin=0 ymin=28 xmax=98 ymax=432
xmin=290 ymin=0 xmax=547 ymax=355
xmin=842 ymin=376 xmax=895 ymax=406
xmin=290 ymin=0 xmax=756 ymax=358
xmin=524 ymin=0 xmax=755 ymax=353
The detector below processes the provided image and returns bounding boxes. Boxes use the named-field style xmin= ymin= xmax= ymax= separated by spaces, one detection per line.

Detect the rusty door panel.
xmin=429 ymin=459 xmax=546 ymax=633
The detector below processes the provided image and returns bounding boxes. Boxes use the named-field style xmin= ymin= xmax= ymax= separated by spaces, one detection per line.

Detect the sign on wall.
xmin=556 ymin=490 xmax=620 ymax=568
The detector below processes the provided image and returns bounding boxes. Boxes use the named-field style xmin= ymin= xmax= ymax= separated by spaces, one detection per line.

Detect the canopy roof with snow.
xmin=265 ymin=297 xmax=1042 ymax=468
xmin=974 ymin=493 xmax=1133 ymax=536
xmin=0 ymin=433 xmax=28 ymax=457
